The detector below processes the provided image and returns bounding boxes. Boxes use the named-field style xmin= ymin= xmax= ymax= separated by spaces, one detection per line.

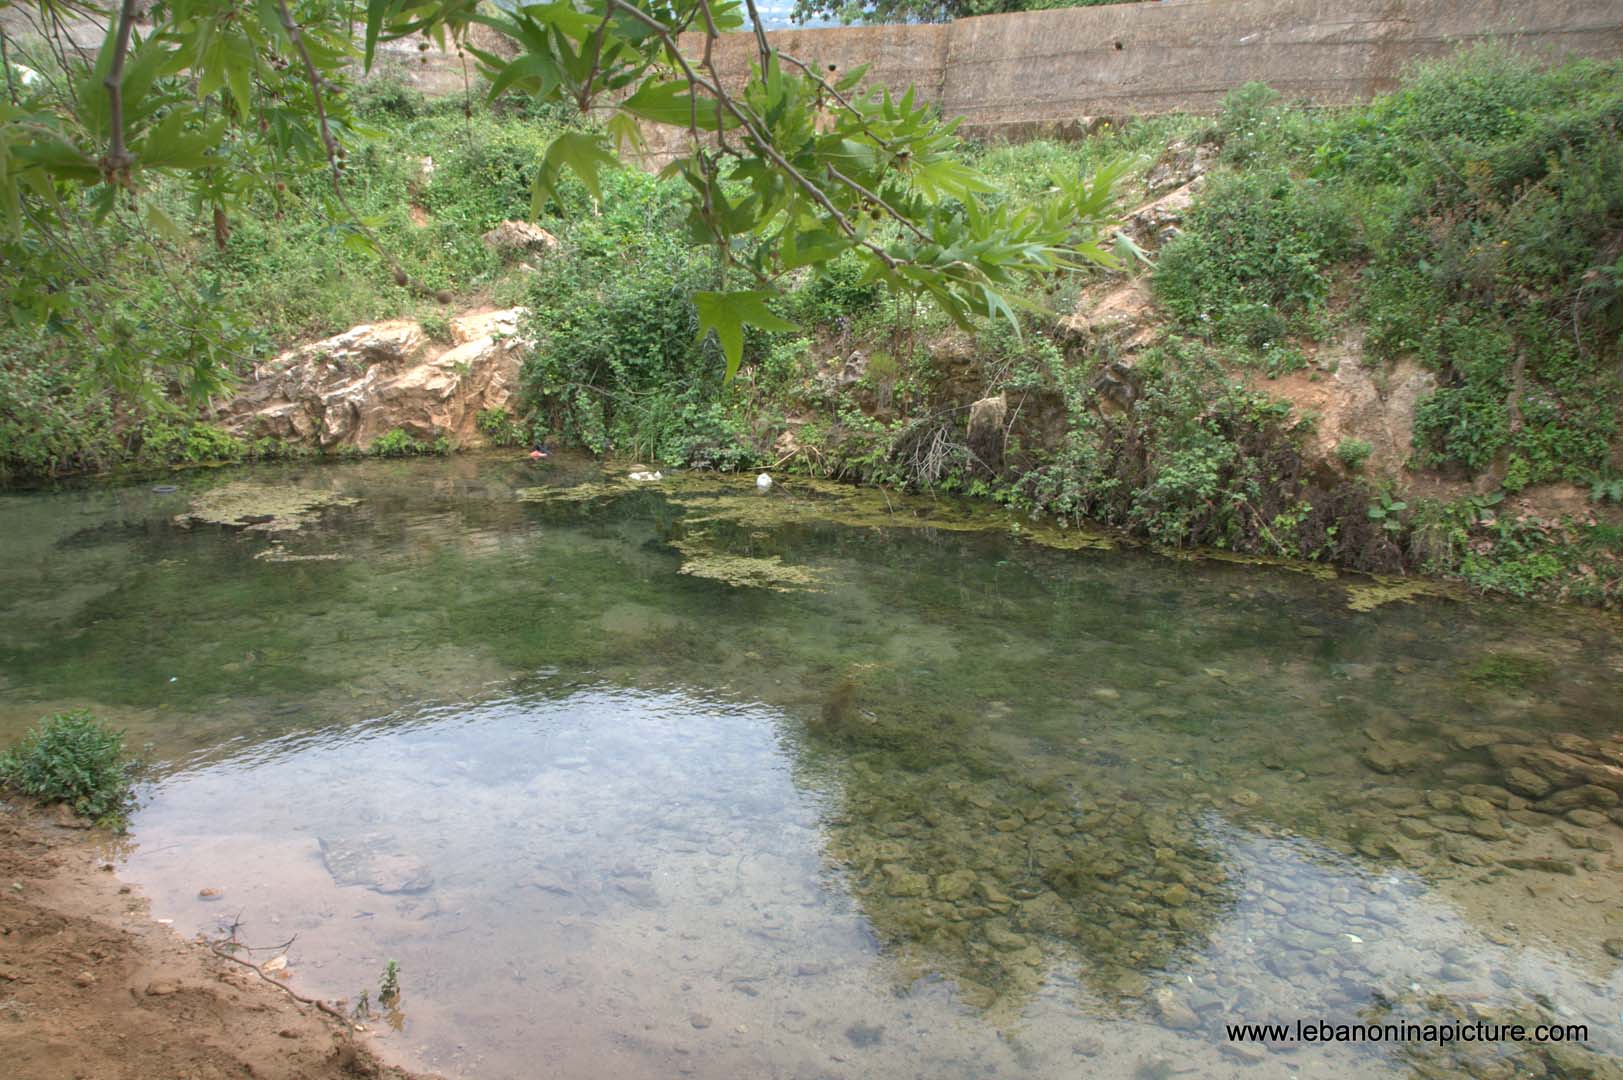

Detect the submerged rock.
xmin=1499 ymin=856 xmax=1577 ymax=875
xmin=1361 ymin=741 xmax=1431 ymax=774
xmin=174 ymin=482 xmax=357 ymax=533
xmin=881 ymin=864 xmax=928 ymax=898
xmin=934 ymin=869 xmax=978 ymax=902
xmin=1152 ymin=987 xmax=1200 ymax=1030
xmin=318 ymin=835 xmax=434 ymax=895
xmin=1503 ymin=766 xmax=1553 ymax=799
xmin=1536 ymin=785 xmax=1619 ymax=813
xmin=982 ymin=921 xmax=1029 ymax=952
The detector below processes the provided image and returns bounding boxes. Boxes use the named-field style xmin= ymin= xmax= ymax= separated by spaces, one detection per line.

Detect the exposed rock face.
xmin=966 ymin=392 xmax=1008 ymax=465
xmin=216 ymin=308 xmax=531 ymax=451
xmin=1122 ymin=177 xmax=1205 ymax=248
xmin=1061 ymin=280 xmax=1158 ymax=354
xmin=1248 ymin=331 xmax=1438 ymax=479
xmin=1144 ymin=140 xmax=1216 ymax=196
xmin=481 ymin=220 xmax=560 ymax=258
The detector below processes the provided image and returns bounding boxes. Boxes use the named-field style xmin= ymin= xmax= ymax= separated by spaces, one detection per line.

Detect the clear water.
xmin=3 ymin=455 xmax=1622 ymax=1079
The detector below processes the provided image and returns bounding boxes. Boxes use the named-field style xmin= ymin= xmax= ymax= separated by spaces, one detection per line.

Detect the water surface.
xmin=3 ymin=455 xmax=1621 ymax=1079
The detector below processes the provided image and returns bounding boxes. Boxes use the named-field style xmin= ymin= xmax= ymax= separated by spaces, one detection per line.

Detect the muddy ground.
xmin=0 ymin=803 xmax=432 ymax=1080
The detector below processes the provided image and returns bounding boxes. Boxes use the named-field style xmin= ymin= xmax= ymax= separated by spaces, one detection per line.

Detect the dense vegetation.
xmin=2 ymin=44 xmax=1620 ymax=603
xmin=1135 ymin=50 xmax=1623 ymax=599
xmin=1 ymin=0 xmax=1127 ymax=459
xmin=0 ymin=83 xmax=554 ymax=479
xmin=1155 ymin=60 xmax=1623 ymax=493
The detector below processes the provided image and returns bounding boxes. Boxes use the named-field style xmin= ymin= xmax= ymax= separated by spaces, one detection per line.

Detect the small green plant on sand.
xmin=379 ymin=960 xmax=401 ymax=1005
xmin=0 ymin=711 xmax=137 ymax=826
xmin=352 ymin=988 xmax=371 ymax=1019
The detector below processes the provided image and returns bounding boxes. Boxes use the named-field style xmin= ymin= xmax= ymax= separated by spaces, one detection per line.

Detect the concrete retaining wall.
xmin=676 ymin=0 xmax=1623 ymax=140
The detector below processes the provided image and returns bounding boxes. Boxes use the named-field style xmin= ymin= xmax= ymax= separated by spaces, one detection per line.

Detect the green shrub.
xmin=140 ymin=421 xmax=247 ymax=467
xmin=420 ymin=312 xmax=454 ymax=344
xmin=0 ymin=712 xmax=137 ymax=825
xmin=369 ymin=428 xmax=447 ymax=457
xmin=1214 ymin=82 xmax=1322 ymax=168
xmin=1359 ymin=56 xmax=1623 ymax=483
xmin=349 ymin=76 xmax=427 ymax=120
xmin=1153 ymin=170 xmax=1353 ymax=353
xmin=1335 ymin=438 xmax=1373 ymax=472
xmin=476 ymin=408 xmax=527 ymax=448
xmin=785 ymin=251 xmax=885 ymax=329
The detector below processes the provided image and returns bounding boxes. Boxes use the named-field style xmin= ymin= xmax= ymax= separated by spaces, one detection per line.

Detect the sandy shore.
xmin=0 ymin=802 xmax=435 ymax=1080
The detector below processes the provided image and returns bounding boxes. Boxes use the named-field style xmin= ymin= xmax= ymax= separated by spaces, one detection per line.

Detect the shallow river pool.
xmin=3 ymin=455 xmax=1622 ymax=1079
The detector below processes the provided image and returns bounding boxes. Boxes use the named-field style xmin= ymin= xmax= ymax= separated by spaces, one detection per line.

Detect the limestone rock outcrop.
xmin=1061 ymin=279 xmax=1158 ymax=354
xmin=1246 ymin=331 xmax=1438 ymax=479
xmin=1123 ymin=177 xmax=1204 ymax=248
xmin=481 ymin=220 xmax=560 ymax=258
xmin=216 ymin=307 xmax=531 ymax=451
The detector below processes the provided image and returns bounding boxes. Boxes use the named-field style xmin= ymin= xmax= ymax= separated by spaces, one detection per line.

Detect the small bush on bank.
xmin=0 ymin=712 xmax=138 ymax=825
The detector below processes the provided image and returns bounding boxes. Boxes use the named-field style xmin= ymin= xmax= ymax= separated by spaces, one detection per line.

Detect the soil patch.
xmin=0 ymin=803 xmax=433 ymax=1080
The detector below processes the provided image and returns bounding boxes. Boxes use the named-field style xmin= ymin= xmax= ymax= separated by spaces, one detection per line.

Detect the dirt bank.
xmin=0 ymin=803 xmax=433 ymax=1080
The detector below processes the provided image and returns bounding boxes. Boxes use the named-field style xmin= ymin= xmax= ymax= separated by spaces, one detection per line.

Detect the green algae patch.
xmin=1464 ymin=651 xmax=1555 ymax=688
xmin=1182 ymin=548 xmax=1339 ymax=581
xmin=1021 ymin=522 xmax=1119 ymax=553
xmin=524 ymin=467 xmax=1121 ymax=553
xmin=173 ymin=481 xmax=357 ymax=533
xmin=516 ymin=478 xmax=644 ymax=504
xmin=1344 ymin=576 xmax=1454 ymax=612
xmin=670 ymin=535 xmax=825 ymax=592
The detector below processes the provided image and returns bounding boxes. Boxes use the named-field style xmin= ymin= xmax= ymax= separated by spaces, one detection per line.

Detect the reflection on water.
xmin=3 ymin=455 xmax=1622 ymax=1079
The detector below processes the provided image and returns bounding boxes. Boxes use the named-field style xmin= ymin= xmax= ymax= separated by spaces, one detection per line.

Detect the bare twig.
xmin=50 ymin=5 xmax=93 ymax=64
xmin=100 ymin=0 xmax=139 ymax=184
xmin=741 ymin=0 xmax=772 ymax=72
xmin=2 ymin=30 xmax=19 ymax=106
xmin=210 ymin=941 xmax=355 ymax=1027
xmin=460 ymin=50 xmax=473 ymax=147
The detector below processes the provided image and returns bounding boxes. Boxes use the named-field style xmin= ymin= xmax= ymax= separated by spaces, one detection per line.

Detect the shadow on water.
xmin=3 ymin=454 xmax=1622 ymax=1079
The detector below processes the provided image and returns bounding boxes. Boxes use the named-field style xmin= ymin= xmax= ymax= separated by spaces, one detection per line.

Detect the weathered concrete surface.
xmin=673 ymin=0 xmax=1622 ymax=142
xmin=15 ymin=1 xmax=1615 ymax=147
